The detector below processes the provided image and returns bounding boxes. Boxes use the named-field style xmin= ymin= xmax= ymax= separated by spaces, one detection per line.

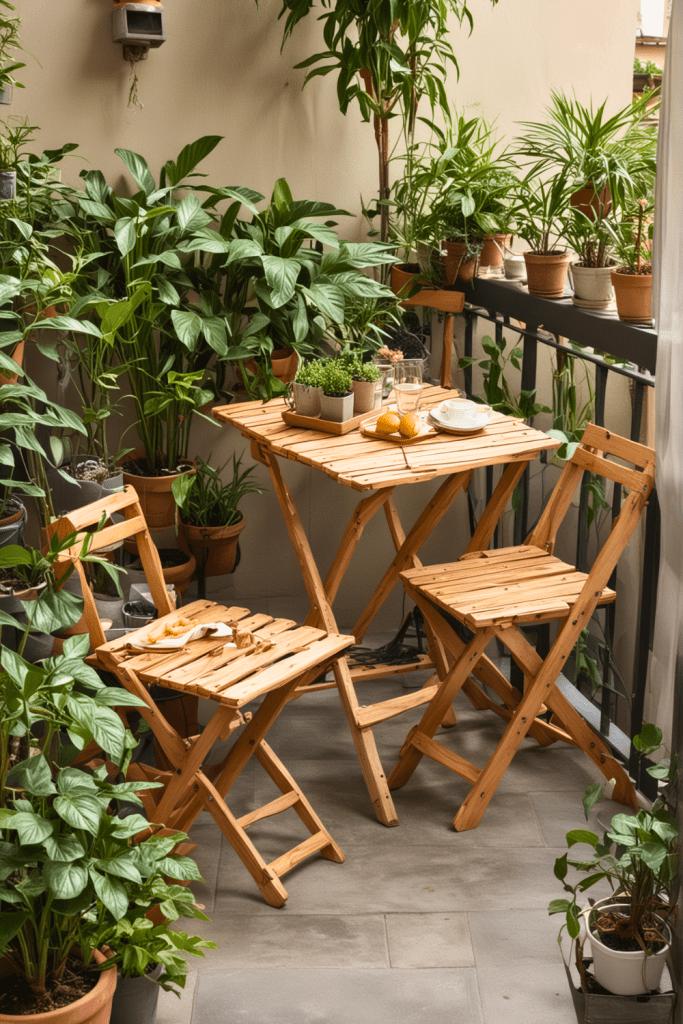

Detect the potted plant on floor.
xmin=83 ymin=836 xmax=216 ymax=1024
xmin=550 ymin=725 xmax=678 ymax=1005
xmin=606 ymin=196 xmax=654 ymax=324
xmin=172 ymin=453 xmax=264 ymax=579
xmin=318 ymin=362 xmax=354 ymax=423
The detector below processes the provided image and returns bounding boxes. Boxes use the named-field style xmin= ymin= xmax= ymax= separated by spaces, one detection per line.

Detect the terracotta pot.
xmin=390 ymin=262 xmax=421 ymax=296
xmin=570 ymin=183 xmax=612 ymax=221
xmin=120 ymin=449 xmax=195 ymax=530
xmin=390 ymin=263 xmax=465 ymax=313
xmin=442 ymin=241 xmax=476 ymax=285
xmin=523 ymin=251 xmax=571 ymax=298
xmin=0 ymin=948 xmax=117 ymax=1024
xmin=178 ymin=515 xmax=245 ymax=578
xmin=479 ymin=234 xmax=511 ymax=269
xmin=610 ymin=268 xmax=653 ymax=324
xmin=122 ymin=547 xmax=196 ymax=598
xmin=245 ymin=347 xmax=298 ymax=386
xmin=568 ymin=262 xmax=615 ymax=309
xmin=0 ymin=339 xmax=25 ymax=387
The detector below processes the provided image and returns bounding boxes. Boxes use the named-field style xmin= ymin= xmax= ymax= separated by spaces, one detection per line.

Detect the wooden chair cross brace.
xmin=387 ymin=425 xmax=655 ymax=831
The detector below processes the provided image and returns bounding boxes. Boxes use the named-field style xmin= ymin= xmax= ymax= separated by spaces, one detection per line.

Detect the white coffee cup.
xmin=438 ymin=399 xmax=490 ymax=424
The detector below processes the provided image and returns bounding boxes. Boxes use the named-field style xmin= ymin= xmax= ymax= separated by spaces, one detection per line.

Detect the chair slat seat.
xmin=404 ymin=549 xmax=616 ymax=628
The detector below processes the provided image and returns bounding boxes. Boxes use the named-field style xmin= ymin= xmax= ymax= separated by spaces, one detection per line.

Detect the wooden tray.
xmin=427 ymin=412 xmax=487 ymax=436
xmin=361 ymin=412 xmax=438 ymax=445
xmin=281 ymin=409 xmax=369 ymax=435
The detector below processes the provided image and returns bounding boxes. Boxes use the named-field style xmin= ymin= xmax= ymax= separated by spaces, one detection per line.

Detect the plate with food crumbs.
xmin=129 ymin=618 xmax=236 ymax=650
xmin=361 ymin=410 xmax=438 ymax=445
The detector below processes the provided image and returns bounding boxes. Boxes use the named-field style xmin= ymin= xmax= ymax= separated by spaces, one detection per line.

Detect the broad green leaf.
xmin=176 ymin=194 xmax=212 ymax=234
xmin=115 ymin=148 xmax=156 ymax=195
xmin=157 ymin=855 xmax=202 ymax=882
xmin=200 ymin=316 xmax=228 ymax=356
xmin=566 ymin=829 xmax=599 ymax=850
xmin=30 ymin=316 xmax=102 ymax=337
xmin=171 ymin=310 xmax=202 ymax=351
xmin=57 ymin=767 xmax=98 ymax=795
xmin=582 ymin=783 xmax=604 ymax=819
xmin=164 ymin=135 xmax=223 ymax=187
xmin=224 ymin=238 xmax=262 ymax=266
xmin=155 ymin=275 xmax=180 ymax=307
xmin=13 ymin=812 xmax=53 ymax=845
xmin=90 ymin=867 xmax=128 ymax=920
xmin=44 ymin=858 xmax=89 ymax=900
xmin=548 ymin=899 xmax=571 ymax=915
xmin=95 ymin=856 xmax=142 ymax=884
xmin=44 ymin=833 xmax=85 ymax=863
xmin=114 ymin=217 xmax=137 ymax=257
xmin=271 ymin=177 xmax=293 ymax=212
xmin=21 ymin=589 xmax=83 ymax=634
xmin=306 ymin=281 xmax=345 ymax=322
xmin=0 ymin=912 xmax=29 ymax=950
xmin=262 ymin=255 xmax=299 ymax=308
xmin=6 ymin=755 xmax=56 ymax=797
xmin=54 ymin=792 xmax=103 ymax=833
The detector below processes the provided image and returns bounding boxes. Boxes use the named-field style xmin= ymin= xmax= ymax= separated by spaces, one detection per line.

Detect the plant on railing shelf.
xmin=605 ymin=196 xmax=654 ymax=276
xmin=515 ymin=91 xmax=657 ymax=212
xmin=268 ymin=0 xmax=499 ymax=243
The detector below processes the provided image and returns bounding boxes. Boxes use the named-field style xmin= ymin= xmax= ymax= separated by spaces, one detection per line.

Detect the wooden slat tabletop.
xmin=214 ymin=387 xmax=559 ymax=491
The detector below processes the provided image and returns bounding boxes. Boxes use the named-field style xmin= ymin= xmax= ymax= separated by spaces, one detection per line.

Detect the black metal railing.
xmin=453 ymin=278 xmax=658 ymax=796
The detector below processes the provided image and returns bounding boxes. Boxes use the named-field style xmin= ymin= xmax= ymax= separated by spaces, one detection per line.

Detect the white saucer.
xmin=428 ymin=411 xmax=489 ymax=435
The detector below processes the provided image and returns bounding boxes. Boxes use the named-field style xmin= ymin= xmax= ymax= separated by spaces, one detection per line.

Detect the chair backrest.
xmin=45 ymin=485 xmax=176 ymax=650
xmin=526 ymin=423 xmax=655 ymax=561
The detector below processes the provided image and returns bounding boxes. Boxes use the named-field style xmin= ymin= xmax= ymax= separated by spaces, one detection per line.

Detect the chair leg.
xmin=387 ymin=628 xmax=494 ymax=791
xmin=196 ymin=771 xmax=290 ymax=908
xmin=254 ymin=740 xmax=345 ymax=864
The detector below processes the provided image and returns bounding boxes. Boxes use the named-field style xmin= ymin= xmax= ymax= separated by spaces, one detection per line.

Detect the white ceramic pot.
xmin=351 ymin=379 xmax=380 ymax=415
xmin=588 ymin=902 xmax=671 ymax=996
xmin=569 ymin=262 xmax=615 ymax=309
xmin=293 ymin=382 xmax=322 ymax=417
xmin=504 ymin=253 xmax=526 ymax=281
xmin=320 ymin=391 xmax=354 ymax=423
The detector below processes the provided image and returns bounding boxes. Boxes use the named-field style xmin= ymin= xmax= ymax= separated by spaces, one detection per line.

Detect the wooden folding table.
xmin=214 ymin=386 xmax=559 ymax=827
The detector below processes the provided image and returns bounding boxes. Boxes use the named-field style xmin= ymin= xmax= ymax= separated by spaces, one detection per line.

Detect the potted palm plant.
xmin=172 ymin=454 xmax=264 ymax=579
xmin=564 ymin=212 xmax=616 ymax=309
xmin=513 ymin=172 xmax=572 ymax=297
xmin=606 ymin=197 xmax=654 ymax=324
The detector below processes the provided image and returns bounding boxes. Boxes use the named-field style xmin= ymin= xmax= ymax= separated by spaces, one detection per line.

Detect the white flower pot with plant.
xmin=319 ymin=363 xmax=354 ymax=423
xmin=291 ymin=358 xmax=325 ymax=416
xmin=550 ymin=724 xmax=678 ymax=999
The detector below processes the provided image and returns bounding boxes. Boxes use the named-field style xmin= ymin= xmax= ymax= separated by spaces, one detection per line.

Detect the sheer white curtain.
xmin=648 ymin=0 xmax=683 ymax=753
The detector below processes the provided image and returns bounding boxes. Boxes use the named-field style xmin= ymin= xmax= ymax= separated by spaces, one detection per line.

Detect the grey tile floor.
xmin=156 ymin=599 xmax=611 ymax=1024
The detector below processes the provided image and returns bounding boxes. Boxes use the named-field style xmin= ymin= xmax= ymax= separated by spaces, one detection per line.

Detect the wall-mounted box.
xmin=112 ymin=3 xmax=166 ymax=49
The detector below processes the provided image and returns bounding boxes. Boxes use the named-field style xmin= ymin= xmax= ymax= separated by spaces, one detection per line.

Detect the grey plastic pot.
xmin=47 ymin=456 xmax=106 ymax=515
xmin=110 ymin=962 xmax=163 ymax=1024
xmin=93 ymin=593 xmax=125 ymax=628
xmin=0 ymin=83 xmax=13 ymax=104
xmin=122 ymin=600 xmax=157 ymax=628
xmin=0 ymin=503 xmax=27 ymax=548
xmin=0 ymin=169 xmax=16 ymax=200
xmin=320 ymin=391 xmax=354 ymax=423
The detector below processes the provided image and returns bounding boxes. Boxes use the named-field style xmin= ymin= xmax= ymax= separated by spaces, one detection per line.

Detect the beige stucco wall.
xmin=16 ymin=0 xmax=641 ymax=633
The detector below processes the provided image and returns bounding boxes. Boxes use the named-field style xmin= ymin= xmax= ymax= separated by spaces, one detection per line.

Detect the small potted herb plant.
xmin=318 ymin=362 xmax=354 ymax=423
xmin=292 ymin=359 xmax=326 ymax=417
xmin=348 ymin=358 xmax=381 ymax=414
xmin=172 ymin=454 xmax=264 ymax=578
xmin=513 ymin=172 xmax=572 ymax=297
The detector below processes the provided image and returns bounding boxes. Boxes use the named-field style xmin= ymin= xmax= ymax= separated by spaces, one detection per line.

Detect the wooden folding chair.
xmin=46 ymin=486 xmax=354 ymax=907
xmin=387 ymin=425 xmax=655 ymax=831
